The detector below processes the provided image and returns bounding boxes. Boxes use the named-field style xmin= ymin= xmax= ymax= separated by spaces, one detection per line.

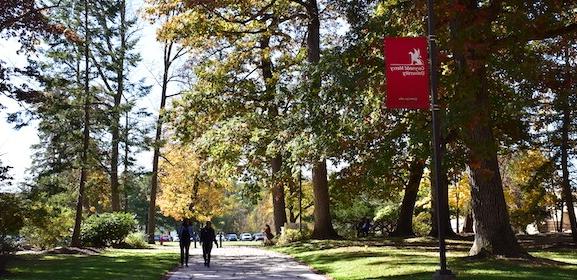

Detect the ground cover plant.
xmin=274 ymin=235 xmax=577 ymax=280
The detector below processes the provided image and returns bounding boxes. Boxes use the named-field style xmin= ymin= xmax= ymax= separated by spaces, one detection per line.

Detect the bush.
xmin=81 ymin=212 xmax=137 ymax=247
xmin=20 ymin=203 xmax=74 ymax=249
xmin=413 ymin=211 xmax=432 ymax=236
xmin=277 ymin=228 xmax=311 ymax=245
xmin=0 ymin=193 xmax=25 ymax=274
xmin=123 ymin=232 xmax=149 ymax=249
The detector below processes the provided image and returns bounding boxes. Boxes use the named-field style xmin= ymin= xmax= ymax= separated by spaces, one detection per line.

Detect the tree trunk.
xmin=391 ymin=159 xmax=425 ymax=237
xmin=463 ymin=210 xmax=473 ymax=233
xmin=109 ymin=0 xmax=127 ymax=212
xmin=311 ymin=160 xmax=339 ymax=239
xmin=147 ymin=41 xmax=172 ymax=244
xmin=429 ymin=168 xmax=457 ymax=238
xmin=71 ymin=0 xmax=90 ymax=247
xmin=559 ymin=64 xmax=577 ymax=244
xmin=271 ymin=155 xmax=287 ymax=235
xmin=557 ymin=201 xmax=564 ymax=232
xmin=110 ymin=100 xmax=121 ymax=211
xmin=123 ymin=111 xmax=130 ymax=212
xmin=304 ymin=0 xmax=338 ymax=240
xmin=260 ymin=33 xmax=287 ymax=236
xmin=465 ymin=67 xmax=525 ymax=257
xmin=288 ymin=179 xmax=298 ymax=223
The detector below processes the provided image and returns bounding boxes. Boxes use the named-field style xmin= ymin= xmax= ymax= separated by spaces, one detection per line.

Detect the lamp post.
xmin=428 ymin=0 xmax=456 ymax=279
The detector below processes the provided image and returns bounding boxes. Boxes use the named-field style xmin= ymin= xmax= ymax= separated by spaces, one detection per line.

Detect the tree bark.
xmin=71 ymin=0 xmax=90 ymax=247
xmin=287 ymin=179 xmax=298 ymax=223
xmin=311 ymin=160 xmax=339 ymax=239
xmin=463 ymin=210 xmax=474 ymax=233
xmin=465 ymin=67 xmax=525 ymax=257
xmin=271 ymin=155 xmax=287 ymax=235
xmin=391 ymin=159 xmax=425 ymax=237
xmin=123 ymin=111 xmax=130 ymax=212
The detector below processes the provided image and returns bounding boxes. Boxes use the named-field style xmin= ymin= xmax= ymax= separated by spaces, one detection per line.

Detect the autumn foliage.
xmin=157 ymin=144 xmax=230 ymax=221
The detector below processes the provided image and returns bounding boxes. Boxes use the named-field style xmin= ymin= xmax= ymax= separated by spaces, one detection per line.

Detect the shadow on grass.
xmin=449 ymin=256 xmax=577 ymax=280
xmin=280 ymin=237 xmax=473 ymax=255
xmin=3 ymin=250 xmax=178 ymax=280
xmin=279 ymin=239 xmax=577 ymax=280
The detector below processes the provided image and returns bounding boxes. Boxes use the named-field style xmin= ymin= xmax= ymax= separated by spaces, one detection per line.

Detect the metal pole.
xmin=428 ymin=0 xmax=455 ymax=279
xmin=299 ymin=166 xmax=303 ymax=234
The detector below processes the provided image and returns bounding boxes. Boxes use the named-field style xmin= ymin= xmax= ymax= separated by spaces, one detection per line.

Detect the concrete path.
xmin=166 ymin=246 xmax=328 ymax=280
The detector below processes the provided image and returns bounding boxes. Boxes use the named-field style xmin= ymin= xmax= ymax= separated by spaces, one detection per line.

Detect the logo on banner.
xmin=409 ymin=49 xmax=423 ymax=65
xmin=389 ymin=48 xmax=426 ymax=78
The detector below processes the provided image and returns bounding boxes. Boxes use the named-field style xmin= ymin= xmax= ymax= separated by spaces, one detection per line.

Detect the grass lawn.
xmin=2 ymin=245 xmax=179 ymax=280
xmin=274 ymin=238 xmax=577 ymax=280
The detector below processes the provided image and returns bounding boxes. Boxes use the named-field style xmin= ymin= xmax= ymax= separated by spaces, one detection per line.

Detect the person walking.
xmin=199 ymin=221 xmax=218 ymax=267
xmin=177 ymin=219 xmax=193 ymax=267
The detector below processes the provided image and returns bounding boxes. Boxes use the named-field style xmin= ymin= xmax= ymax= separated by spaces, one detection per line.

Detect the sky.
xmin=0 ymin=0 xmax=177 ymax=191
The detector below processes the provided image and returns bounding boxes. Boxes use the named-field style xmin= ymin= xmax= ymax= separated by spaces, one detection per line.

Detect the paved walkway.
xmin=166 ymin=246 xmax=328 ymax=280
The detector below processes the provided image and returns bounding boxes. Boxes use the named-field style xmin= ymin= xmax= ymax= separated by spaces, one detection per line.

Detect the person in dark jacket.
xmin=199 ymin=221 xmax=218 ymax=267
xmin=177 ymin=219 xmax=194 ymax=267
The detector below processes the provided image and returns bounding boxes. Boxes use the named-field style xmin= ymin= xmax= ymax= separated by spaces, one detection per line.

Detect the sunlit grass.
xmin=274 ymin=240 xmax=577 ymax=280
xmin=3 ymin=246 xmax=179 ymax=280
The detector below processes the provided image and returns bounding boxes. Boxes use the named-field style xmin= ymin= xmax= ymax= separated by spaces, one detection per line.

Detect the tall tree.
xmin=558 ymin=45 xmax=577 ymax=245
xmin=145 ymin=0 xmax=305 ymax=235
xmin=538 ymin=41 xmax=577 ymax=244
xmin=147 ymin=39 xmax=187 ymax=244
xmin=90 ymin=0 xmax=146 ymax=211
xmin=295 ymin=0 xmax=339 ymax=240
xmin=71 ymin=0 xmax=91 ymax=247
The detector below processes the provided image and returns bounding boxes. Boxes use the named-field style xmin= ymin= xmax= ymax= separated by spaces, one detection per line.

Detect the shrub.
xmin=20 ymin=203 xmax=74 ymax=249
xmin=81 ymin=212 xmax=137 ymax=247
xmin=123 ymin=232 xmax=149 ymax=249
xmin=0 ymin=193 xmax=26 ymax=274
xmin=413 ymin=211 xmax=432 ymax=236
xmin=277 ymin=228 xmax=311 ymax=245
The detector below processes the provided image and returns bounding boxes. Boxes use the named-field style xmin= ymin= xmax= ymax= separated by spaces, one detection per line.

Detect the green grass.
xmin=2 ymin=246 xmax=179 ymax=280
xmin=274 ymin=239 xmax=577 ymax=280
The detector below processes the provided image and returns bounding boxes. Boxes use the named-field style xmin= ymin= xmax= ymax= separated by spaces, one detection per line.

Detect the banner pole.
xmin=427 ymin=0 xmax=456 ymax=279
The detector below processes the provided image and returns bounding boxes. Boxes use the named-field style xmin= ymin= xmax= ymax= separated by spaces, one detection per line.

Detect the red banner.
xmin=384 ymin=37 xmax=430 ymax=109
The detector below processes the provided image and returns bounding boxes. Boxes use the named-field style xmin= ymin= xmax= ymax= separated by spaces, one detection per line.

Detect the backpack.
xmin=181 ymin=226 xmax=191 ymax=241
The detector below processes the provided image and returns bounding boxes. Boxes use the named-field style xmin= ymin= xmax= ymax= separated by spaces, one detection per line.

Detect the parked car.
xmin=253 ymin=232 xmax=264 ymax=241
xmin=226 ymin=233 xmax=238 ymax=241
xmin=240 ymin=232 xmax=253 ymax=241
